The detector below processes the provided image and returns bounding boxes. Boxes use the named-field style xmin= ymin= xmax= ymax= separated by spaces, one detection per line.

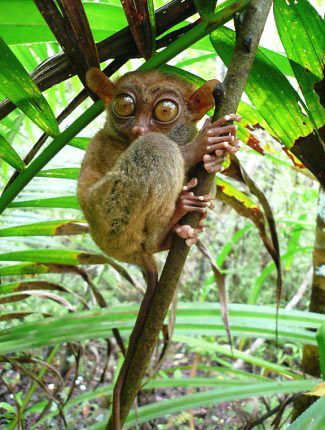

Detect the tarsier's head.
xmin=86 ymin=68 xmax=218 ymax=146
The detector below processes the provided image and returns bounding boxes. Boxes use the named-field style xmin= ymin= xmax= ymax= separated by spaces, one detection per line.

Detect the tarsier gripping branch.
xmin=77 ymin=67 xmax=241 ymax=429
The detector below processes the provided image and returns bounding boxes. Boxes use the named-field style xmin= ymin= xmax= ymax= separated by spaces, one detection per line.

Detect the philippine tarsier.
xmin=77 ymin=67 xmax=240 ymax=428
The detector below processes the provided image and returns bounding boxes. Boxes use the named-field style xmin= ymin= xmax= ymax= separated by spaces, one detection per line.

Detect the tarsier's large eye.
xmin=153 ymin=99 xmax=179 ymax=122
xmin=113 ymin=94 xmax=135 ymax=117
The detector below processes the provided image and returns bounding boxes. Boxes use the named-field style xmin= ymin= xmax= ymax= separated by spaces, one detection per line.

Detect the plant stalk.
xmin=106 ymin=0 xmax=274 ymax=427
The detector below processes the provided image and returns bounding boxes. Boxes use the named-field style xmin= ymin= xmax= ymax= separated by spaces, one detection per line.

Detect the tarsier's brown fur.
xmin=79 ymin=70 xmax=204 ymax=267
xmin=78 ymin=68 xmax=240 ymax=429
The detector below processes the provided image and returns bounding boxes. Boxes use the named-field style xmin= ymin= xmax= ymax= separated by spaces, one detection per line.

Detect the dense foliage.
xmin=0 ymin=0 xmax=324 ymax=429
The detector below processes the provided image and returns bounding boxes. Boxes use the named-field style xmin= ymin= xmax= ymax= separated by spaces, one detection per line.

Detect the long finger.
xmin=182 ymin=198 xmax=211 ymax=208
xmin=182 ymin=177 xmax=198 ymax=191
xmin=210 ymin=114 xmax=241 ymax=128
xmin=207 ymin=142 xmax=237 ymax=153
xmin=206 ymin=135 xmax=235 ymax=145
xmin=181 ymin=193 xmax=214 ymax=202
xmin=207 ymin=125 xmax=237 ymax=137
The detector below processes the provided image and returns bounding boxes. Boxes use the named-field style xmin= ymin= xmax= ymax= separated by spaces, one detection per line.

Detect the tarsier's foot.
xmin=173 ymin=212 xmax=206 ymax=246
xmin=175 ymin=177 xmax=214 ymax=217
xmin=173 ymin=178 xmax=213 ymax=246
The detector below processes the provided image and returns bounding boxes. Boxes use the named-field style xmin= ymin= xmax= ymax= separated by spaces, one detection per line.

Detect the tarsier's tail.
xmin=112 ymin=254 xmax=158 ymax=430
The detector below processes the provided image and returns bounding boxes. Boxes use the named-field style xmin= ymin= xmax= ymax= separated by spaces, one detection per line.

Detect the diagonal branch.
xmin=106 ymin=0 xmax=274 ymax=428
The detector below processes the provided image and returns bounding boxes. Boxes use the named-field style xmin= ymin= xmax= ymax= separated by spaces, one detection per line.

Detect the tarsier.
xmin=77 ymin=67 xmax=240 ymax=428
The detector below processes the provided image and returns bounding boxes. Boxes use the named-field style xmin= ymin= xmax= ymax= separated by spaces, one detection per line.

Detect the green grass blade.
xmin=0 ymin=249 xmax=107 ymax=265
xmin=0 ymin=304 xmax=322 ymax=356
xmin=36 ymin=168 xmax=80 ymax=179
xmin=8 ymin=196 xmax=80 ymax=209
xmin=316 ymin=322 xmax=325 ymax=380
xmin=0 ymin=219 xmax=87 ymax=237
xmin=91 ymin=380 xmax=319 ymax=430
xmin=287 ymin=396 xmax=325 ymax=430
xmin=68 ymin=137 xmax=89 ymax=150
xmin=33 ymin=378 xmax=319 ymax=428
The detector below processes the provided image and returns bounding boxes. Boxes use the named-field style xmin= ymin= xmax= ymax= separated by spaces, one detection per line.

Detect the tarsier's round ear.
xmin=188 ymin=79 xmax=220 ymax=121
xmin=86 ymin=67 xmax=115 ymax=106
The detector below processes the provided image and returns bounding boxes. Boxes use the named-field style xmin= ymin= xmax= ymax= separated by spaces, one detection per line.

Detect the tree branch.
xmin=106 ymin=0 xmax=273 ymax=428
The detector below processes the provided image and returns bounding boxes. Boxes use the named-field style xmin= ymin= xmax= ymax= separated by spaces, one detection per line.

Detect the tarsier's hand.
xmin=173 ymin=177 xmax=213 ymax=246
xmin=190 ymin=114 xmax=241 ymax=173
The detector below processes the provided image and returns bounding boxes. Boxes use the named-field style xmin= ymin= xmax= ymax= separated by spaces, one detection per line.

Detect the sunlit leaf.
xmin=0 ymin=219 xmax=87 ymax=237
xmin=68 ymin=137 xmax=89 ymax=150
xmin=0 ymin=133 xmax=25 ymax=171
xmin=0 ymin=36 xmax=59 ymax=136
xmin=274 ymin=0 xmax=325 ymax=128
xmin=317 ymin=321 xmax=325 ymax=380
xmin=0 ymin=303 xmax=321 ymax=355
xmin=0 ymin=249 xmax=108 ymax=265
xmin=34 ymin=379 xmax=318 ymax=428
xmin=287 ymin=396 xmax=325 ymax=430
xmin=0 ymin=1 xmax=127 ymax=45
xmin=36 ymin=168 xmax=80 ymax=180
xmin=194 ymin=0 xmax=217 ymax=20
xmin=210 ymin=26 xmax=313 ymax=148
xmin=8 ymin=196 xmax=80 ymax=209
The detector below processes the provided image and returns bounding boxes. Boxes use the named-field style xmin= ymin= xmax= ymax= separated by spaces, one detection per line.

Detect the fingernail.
xmin=199 ymin=196 xmax=204 ymax=201
xmin=207 ymin=146 xmax=211 ymax=150
xmin=225 ymin=115 xmax=230 ymax=120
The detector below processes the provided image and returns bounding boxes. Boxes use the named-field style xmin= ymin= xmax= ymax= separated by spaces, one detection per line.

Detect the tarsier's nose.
xmin=131 ymin=125 xmax=147 ymax=138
